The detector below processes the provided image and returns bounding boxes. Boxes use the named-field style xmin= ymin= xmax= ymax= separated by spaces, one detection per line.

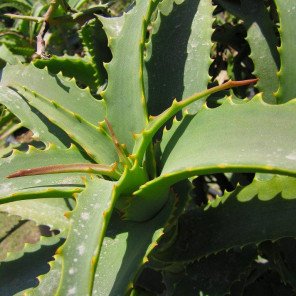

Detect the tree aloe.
xmin=0 ymin=0 xmax=296 ymax=295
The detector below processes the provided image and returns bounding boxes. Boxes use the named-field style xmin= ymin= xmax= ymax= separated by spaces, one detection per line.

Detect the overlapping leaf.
xmin=132 ymin=95 xmax=296 ymax=216
xmin=0 ymin=144 xmax=89 ymax=202
xmin=216 ymin=0 xmax=279 ymax=103
xmin=152 ymin=175 xmax=296 ymax=262
xmin=102 ymin=0 xmax=160 ymax=151
xmin=34 ymin=55 xmax=99 ymax=92
xmin=145 ymin=0 xmax=214 ymax=115
xmin=274 ymin=0 xmax=296 ymax=103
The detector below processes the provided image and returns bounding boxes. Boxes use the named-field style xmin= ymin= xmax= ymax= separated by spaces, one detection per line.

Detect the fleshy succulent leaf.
xmin=216 ymin=0 xmax=279 ymax=103
xmin=133 ymin=79 xmax=258 ymax=163
xmin=34 ymin=55 xmax=100 ymax=92
xmin=102 ymin=0 xmax=160 ymax=151
xmin=54 ymin=177 xmax=116 ymax=296
xmin=158 ymin=95 xmax=296 ymax=181
xmin=0 ymin=198 xmax=72 ymax=235
xmin=0 ymin=144 xmax=90 ymax=201
xmin=274 ymin=0 xmax=296 ymax=103
xmin=10 ymin=85 xmax=117 ymax=164
xmin=92 ymin=193 xmax=174 ymax=295
xmin=80 ymin=18 xmax=111 ymax=89
xmin=0 ymin=85 xmax=71 ymax=148
xmin=0 ymin=64 xmax=106 ymax=126
xmin=145 ymin=0 xmax=214 ymax=115
xmin=0 ymin=0 xmax=295 ymax=294
xmin=152 ymin=175 xmax=296 ymax=262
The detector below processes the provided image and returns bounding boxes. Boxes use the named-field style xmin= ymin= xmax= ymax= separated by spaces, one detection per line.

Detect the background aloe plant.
xmin=0 ymin=0 xmax=296 ymax=295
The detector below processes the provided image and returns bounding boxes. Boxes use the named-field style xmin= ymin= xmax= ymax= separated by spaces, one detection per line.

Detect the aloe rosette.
xmin=0 ymin=0 xmax=296 ymax=295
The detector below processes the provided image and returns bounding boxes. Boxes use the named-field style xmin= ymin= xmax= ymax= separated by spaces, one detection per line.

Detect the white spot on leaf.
xmin=69 ymin=267 xmax=76 ymax=275
xmin=80 ymin=212 xmax=90 ymax=221
xmin=67 ymin=286 xmax=76 ymax=295
xmin=286 ymin=152 xmax=296 ymax=160
xmin=77 ymin=244 xmax=85 ymax=256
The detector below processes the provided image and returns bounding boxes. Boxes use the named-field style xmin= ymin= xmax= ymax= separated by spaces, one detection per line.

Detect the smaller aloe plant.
xmin=0 ymin=0 xmax=296 ymax=295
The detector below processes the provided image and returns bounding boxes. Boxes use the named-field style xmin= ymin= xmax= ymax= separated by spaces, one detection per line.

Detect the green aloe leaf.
xmin=241 ymin=0 xmax=279 ymax=103
xmin=274 ymin=0 xmax=296 ymax=103
xmin=22 ymin=194 xmax=173 ymax=296
xmin=0 ymin=199 xmax=72 ymax=235
xmin=92 ymin=194 xmax=174 ymax=295
xmin=152 ymin=175 xmax=296 ymax=262
xmin=160 ymin=95 xmax=296 ymax=179
xmin=165 ymin=247 xmax=256 ymax=296
xmin=10 ymin=85 xmax=117 ymax=164
xmin=81 ymin=18 xmax=111 ymax=89
xmin=34 ymin=55 xmax=99 ymax=91
xmin=25 ymin=177 xmax=121 ymax=296
xmin=0 ymin=85 xmax=71 ymax=148
xmin=275 ymin=0 xmax=296 ymax=103
xmin=96 ymin=14 xmax=124 ymax=40
xmin=132 ymin=95 xmax=296 ymax=211
xmin=0 ymin=64 xmax=106 ymax=126
xmin=216 ymin=0 xmax=279 ymax=103
xmin=0 ymin=240 xmax=63 ymax=296
xmin=102 ymin=0 xmax=160 ymax=151
xmin=145 ymin=0 xmax=214 ymax=115
xmin=0 ymin=186 xmax=79 ymax=205
xmin=0 ymin=63 xmax=111 ymax=148
xmin=54 ymin=177 xmax=116 ymax=295
xmin=0 ymin=144 xmax=89 ymax=201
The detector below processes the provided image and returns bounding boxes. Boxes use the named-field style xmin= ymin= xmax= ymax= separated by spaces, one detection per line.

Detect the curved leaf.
xmin=217 ymin=0 xmax=279 ymax=103
xmin=102 ymin=0 xmax=160 ymax=151
xmin=0 ymin=64 xmax=106 ymax=126
xmin=10 ymin=85 xmax=117 ymax=164
xmin=145 ymin=0 xmax=214 ymax=115
xmin=274 ymin=0 xmax=296 ymax=103
xmin=161 ymin=95 xmax=296 ymax=177
xmin=0 ymin=85 xmax=71 ymax=148
xmin=0 ymin=144 xmax=89 ymax=200
xmin=153 ymin=175 xmax=296 ymax=262
xmin=133 ymin=95 xmax=296 ymax=203
xmin=0 ymin=199 xmax=72 ymax=235
xmin=96 ymin=14 xmax=124 ymax=40
xmin=92 ymin=194 xmax=174 ymax=295
xmin=34 ymin=55 xmax=99 ymax=91
xmin=80 ymin=18 xmax=111 ymax=89
xmin=55 ymin=177 xmax=116 ymax=296
xmin=242 ymin=0 xmax=279 ymax=103
xmin=0 ymin=240 xmax=62 ymax=296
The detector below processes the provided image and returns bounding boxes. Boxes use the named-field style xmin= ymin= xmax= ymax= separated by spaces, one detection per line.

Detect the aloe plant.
xmin=0 ymin=0 xmax=296 ymax=295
